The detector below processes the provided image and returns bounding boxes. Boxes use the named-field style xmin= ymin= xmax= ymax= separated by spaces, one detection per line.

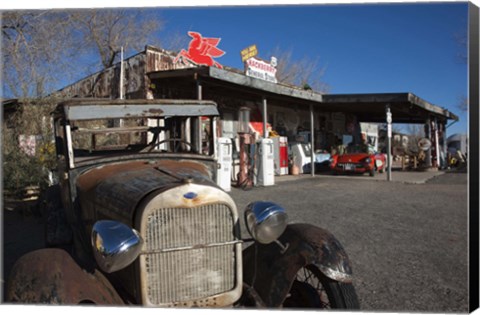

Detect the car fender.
xmin=6 ymin=248 xmax=124 ymax=305
xmin=242 ymin=223 xmax=353 ymax=307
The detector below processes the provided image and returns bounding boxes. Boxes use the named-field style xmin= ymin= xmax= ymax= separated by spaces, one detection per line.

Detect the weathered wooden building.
xmin=57 ymin=45 xmax=458 ymax=170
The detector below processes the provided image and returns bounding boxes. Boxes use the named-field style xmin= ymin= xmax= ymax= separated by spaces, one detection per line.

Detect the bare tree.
xmin=1 ymin=8 xmax=164 ymax=193
xmin=1 ymin=9 xmax=164 ymax=98
xmin=70 ymin=9 xmax=163 ymax=69
xmin=406 ymin=124 xmax=425 ymax=153
xmin=2 ymin=11 xmax=77 ymax=98
xmin=457 ymin=95 xmax=468 ymax=112
xmin=269 ymin=46 xmax=330 ymax=93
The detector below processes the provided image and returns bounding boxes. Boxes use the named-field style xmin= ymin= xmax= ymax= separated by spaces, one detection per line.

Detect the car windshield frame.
xmin=53 ymin=100 xmax=219 ymax=169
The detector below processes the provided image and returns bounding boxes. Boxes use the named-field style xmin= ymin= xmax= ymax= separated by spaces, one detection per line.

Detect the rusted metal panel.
xmin=6 ymin=248 xmax=124 ymax=305
xmin=58 ymin=99 xmax=218 ymax=120
xmin=145 ymin=46 xmax=198 ymax=73
xmin=65 ymin=103 xmax=219 ymax=120
xmin=57 ymin=53 xmax=148 ymax=99
xmin=242 ymin=223 xmax=353 ymax=307
xmin=56 ymin=46 xmax=198 ymax=101
xmin=208 ymin=67 xmax=323 ymax=103
xmin=77 ymin=159 xmax=214 ymax=223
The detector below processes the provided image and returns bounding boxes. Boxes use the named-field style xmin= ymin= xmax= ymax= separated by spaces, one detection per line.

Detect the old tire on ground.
xmin=283 ymin=265 xmax=360 ymax=309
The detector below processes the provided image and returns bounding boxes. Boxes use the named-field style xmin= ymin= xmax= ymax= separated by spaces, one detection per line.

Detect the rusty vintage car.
xmin=6 ymin=99 xmax=359 ymax=309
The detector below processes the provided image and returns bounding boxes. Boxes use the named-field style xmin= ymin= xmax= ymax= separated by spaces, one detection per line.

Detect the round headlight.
xmin=245 ymin=201 xmax=288 ymax=244
xmin=91 ymin=220 xmax=143 ymax=273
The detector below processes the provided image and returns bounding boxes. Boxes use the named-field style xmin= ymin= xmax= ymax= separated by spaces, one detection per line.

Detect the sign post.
xmin=386 ymin=105 xmax=392 ymax=181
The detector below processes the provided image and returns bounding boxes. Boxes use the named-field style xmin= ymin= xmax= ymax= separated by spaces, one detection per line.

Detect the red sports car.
xmin=330 ymin=144 xmax=386 ymax=177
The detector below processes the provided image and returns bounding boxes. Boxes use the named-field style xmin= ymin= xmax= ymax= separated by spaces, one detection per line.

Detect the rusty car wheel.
xmin=283 ymin=265 xmax=359 ymax=309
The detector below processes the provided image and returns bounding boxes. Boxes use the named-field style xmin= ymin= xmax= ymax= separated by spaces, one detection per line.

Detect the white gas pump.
xmin=255 ymin=138 xmax=275 ymax=186
xmin=290 ymin=143 xmax=313 ymax=174
xmin=216 ymin=137 xmax=232 ymax=192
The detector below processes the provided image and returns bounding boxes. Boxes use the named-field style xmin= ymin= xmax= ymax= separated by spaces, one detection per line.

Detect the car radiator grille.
xmin=142 ymin=204 xmax=237 ymax=305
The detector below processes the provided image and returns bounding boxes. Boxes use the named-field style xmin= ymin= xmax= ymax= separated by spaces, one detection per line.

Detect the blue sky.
xmin=154 ymin=2 xmax=469 ymax=135
xmin=2 ymin=1 xmax=471 ymax=136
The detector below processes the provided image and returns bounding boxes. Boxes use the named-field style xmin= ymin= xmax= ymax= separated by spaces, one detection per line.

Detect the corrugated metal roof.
xmin=148 ymin=68 xmax=457 ymax=123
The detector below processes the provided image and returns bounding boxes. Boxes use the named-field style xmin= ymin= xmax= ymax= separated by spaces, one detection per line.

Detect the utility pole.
xmin=120 ymin=47 xmax=124 ymax=100
xmin=386 ymin=105 xmax=392 ymax=181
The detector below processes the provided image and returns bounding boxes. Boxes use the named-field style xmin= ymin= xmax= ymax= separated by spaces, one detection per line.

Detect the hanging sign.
xmin=245 ymin=57 xmax=277 ymax=83
xmin=173 ymin=31 xmax=225 ymax=68
xmin=418 ymin=138 xmax=432 ymax=151
xmin=240 ymin=45 xmax=258 ymax=62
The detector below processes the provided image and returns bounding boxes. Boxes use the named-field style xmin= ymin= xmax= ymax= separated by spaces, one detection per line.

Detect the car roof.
xmin=54 ymin=98 xmax=219 ymax=120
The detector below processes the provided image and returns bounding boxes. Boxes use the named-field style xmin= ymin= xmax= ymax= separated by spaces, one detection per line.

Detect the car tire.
xmin=283 ymin=264 xmax=360 ymax=309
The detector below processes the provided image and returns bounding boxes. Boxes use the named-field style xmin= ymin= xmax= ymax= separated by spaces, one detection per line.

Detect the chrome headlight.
xmin=91 ymin=220 xmax=143 ymax=273
xmin=244 ymin=201 xmax=288 ymax=244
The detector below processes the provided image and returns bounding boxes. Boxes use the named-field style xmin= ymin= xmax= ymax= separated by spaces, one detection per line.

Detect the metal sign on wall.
xmin=240 ymin=45 xmax=258 ymax=62
xmin=245 ymin=57 xmax=278 ymax=83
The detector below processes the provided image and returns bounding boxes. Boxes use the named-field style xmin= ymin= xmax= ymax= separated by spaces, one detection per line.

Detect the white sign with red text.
xmin=245 ymin=57 xmax=277 ymax=83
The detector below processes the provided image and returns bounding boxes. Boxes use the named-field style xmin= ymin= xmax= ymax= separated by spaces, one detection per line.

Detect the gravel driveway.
xmin=229 ymin=171 xmax=469 ymax=312
xmin=2 ymin=171 xmax=469 ymax=312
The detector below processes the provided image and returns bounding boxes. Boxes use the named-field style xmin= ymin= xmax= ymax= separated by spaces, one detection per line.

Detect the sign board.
xmin=245 ymin=57 xmax=277 ymax=83
xmin=173 ymin=31 xmax=225 ymax=68
xmin=19 ymin=135 xmax=38 ymax=156
xmin=418 ymin=138 xmax=432 ymax=151
xmin=240 ymin=45 xmax=258 ymax=62
xmin=386 ymin=112 xmax=392 ymax=124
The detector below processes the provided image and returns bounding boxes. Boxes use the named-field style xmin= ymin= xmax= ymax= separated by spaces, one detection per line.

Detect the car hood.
xmin=76 ymin=159 xmax=215 ymax=222
xmin=336 ymin=153 xmax=370 ymax=163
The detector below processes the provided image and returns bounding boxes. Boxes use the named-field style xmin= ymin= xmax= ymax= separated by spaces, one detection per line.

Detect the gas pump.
xmin=216 ymin=137 xmax=232 ymax=192
xmin=237 ymin=107 xmax=254 ymax=189
xmin=255 ymin=138 xmax=275 ymax=186
xmin=290 ymin=142 xmax=313 ymax=174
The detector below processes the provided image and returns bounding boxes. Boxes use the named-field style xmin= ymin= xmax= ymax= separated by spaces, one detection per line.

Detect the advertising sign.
xmin=173 ymin=31 xmax=225 ymax=68
xmin=240 ymin=45 xmax=258 ymax=62
xmin=418 ymin=138 xmax=432 ymax=151
xmin=245 ymin=57 xmax=277 ymax=83
xmin=19 ymin=135 xmax=37 ymax=156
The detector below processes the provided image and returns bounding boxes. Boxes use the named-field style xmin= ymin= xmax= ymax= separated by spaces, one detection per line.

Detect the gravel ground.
xmin=2 ymin=171 xmax=469 ymax=312
xmin=229 ymin=171 xmax=469 ymax=312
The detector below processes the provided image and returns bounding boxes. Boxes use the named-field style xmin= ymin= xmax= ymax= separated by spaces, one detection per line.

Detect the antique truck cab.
xmin=6 ymin=99 xmax=359 ymax=309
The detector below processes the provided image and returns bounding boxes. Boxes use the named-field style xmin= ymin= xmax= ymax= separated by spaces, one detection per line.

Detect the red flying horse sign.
xmin=174 ymin=31 xmax=225 ymax=68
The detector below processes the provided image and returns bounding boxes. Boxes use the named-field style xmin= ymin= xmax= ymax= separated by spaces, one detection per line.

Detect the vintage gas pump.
xmin=216 ymin=137 xmax=232 ymax=192
xmin=237 ymin=107 xmax=254 ymax=188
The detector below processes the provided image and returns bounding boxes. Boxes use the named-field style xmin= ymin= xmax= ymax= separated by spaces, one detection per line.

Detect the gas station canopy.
xmin=321 ymin=93 xmax=458 ymax=124
xmin=148 ymin=66 xmax=458 ymax=125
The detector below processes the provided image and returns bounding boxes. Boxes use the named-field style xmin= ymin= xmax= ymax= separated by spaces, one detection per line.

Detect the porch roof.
xmin=148 ymin=66 xmax=457 ymax=124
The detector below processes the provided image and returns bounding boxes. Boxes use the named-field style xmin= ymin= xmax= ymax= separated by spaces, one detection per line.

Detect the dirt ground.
xmin=1 ymin=170 xmax=471 ymax=312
